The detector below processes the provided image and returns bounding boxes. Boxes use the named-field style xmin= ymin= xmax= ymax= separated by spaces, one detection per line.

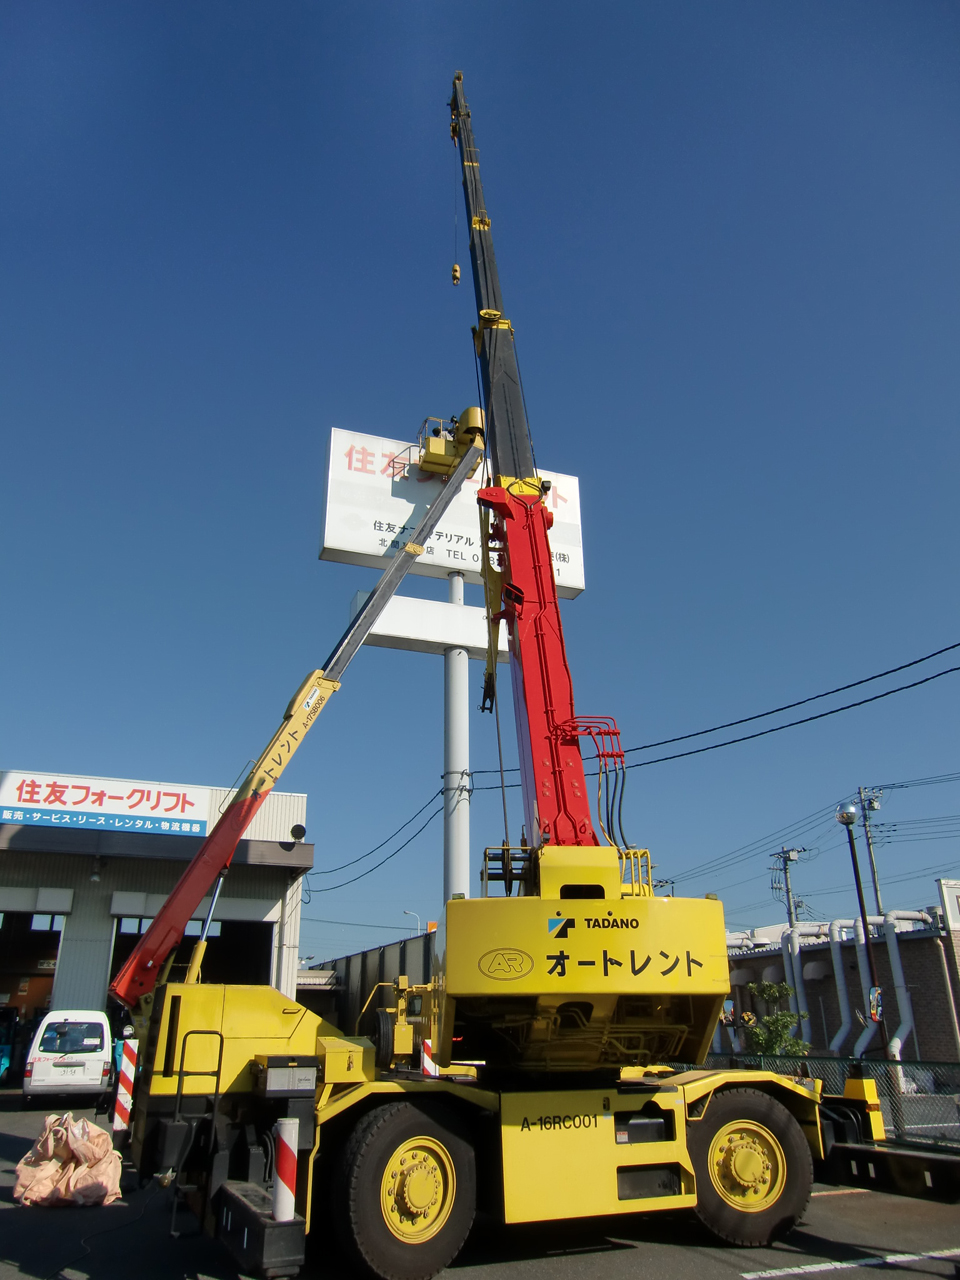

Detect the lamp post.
xmin=836 ymin=802 xmax=888 ymax=1053
xmin=403 ymin=910 xmax=421 ymax=936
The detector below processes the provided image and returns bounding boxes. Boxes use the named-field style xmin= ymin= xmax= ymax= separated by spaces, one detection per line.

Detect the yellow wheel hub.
xmin=707 ymin=1120 xmax=785 ymax=1213
xmin=380 ymin=1137 xmax=456 ymax=1242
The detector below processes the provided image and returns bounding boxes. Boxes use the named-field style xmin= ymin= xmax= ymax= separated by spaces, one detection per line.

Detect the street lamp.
xmin=403 ymin=910 xmax=421 ymax=935
xmin=836 ymin=802 xmax=888 ymax=1052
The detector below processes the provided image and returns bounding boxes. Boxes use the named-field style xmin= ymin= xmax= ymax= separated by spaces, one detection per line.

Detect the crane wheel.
xmin=334 ymin=1100 xmax=476 ymax=1280
xmin=687 ymin=1087 xmax=812 ymax=1247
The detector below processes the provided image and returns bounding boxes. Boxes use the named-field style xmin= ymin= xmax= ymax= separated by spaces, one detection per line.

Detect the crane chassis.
xmin=111 ymin=74 xmax=958 ymax=1280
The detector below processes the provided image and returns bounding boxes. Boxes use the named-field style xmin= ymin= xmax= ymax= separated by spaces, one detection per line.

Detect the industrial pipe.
xmin=780 ymin=932 xmax=798 ymax=1030
xmin=783 ymin=924 xmax=829 ymax=1038
xmin=883 ymin=910 xmax=931 ymax=1061
xmin=726 ymin=932 xmax=755 ymax=949
xmin=828 ymin=920 xmax=855 ymax=1054
xmin=829 ymin=912 xmax=933 ymax=1059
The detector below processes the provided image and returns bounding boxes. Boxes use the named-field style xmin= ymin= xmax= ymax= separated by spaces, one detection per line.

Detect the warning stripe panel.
xmin=275 ymin=1135 xmax=297 ymax=1193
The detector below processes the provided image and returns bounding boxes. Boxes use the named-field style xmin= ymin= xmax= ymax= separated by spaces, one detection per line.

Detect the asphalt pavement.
xmin=1 ymin=1089 xmax=958 ymax=1280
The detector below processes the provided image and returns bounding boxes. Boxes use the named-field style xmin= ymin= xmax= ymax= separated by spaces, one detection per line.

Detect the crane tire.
xmin=333 ymin=1099 xmax=476 ymax=1280
xmin=687 ymin=1086 xmax=812 ymax=1247
xmin=374 ymin=1008 xmax=394 ymax=1070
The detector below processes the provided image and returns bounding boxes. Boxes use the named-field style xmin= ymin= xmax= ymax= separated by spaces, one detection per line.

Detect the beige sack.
xmin=14 ymin=1113 xmax=122 ymax=1207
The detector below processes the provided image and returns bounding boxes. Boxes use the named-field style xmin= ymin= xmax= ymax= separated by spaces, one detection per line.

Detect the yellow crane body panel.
xmin=500 ymin=1087 xmax=696 ymax=1222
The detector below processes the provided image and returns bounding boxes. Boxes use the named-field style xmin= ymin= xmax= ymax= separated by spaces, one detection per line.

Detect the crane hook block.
xmin=452 ymin=263 xmax=461 ymax=285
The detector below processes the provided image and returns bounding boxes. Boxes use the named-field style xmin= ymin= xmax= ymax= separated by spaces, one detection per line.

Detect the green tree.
xmin=741 ymin=980 xmax=810 ymax=1056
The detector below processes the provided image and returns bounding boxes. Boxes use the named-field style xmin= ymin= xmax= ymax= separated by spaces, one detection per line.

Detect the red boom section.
xmin=480 ymin=485 xmax=600 ymax=848
xmin=109 ymin=790 xmax=267 ymax=1008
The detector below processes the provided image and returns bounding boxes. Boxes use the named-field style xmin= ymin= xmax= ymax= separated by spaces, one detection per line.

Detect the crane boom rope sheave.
xmin=110 ymin=441 xmax=484 ymax=1009
xmin=450 ymin=72 xmax=608 ymax=851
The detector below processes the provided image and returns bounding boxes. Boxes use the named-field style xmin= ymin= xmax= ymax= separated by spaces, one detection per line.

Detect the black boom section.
xmin=450 ymin=73 xmax=537 ymax=484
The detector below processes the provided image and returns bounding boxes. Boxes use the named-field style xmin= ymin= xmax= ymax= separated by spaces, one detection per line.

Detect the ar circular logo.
xmin=478 ymin=948 xmax=534 ymax=980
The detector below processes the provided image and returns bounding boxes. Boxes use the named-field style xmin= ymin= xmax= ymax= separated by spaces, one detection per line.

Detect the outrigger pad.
xmin=217 ymin=1180 xmax=306 ymax=1279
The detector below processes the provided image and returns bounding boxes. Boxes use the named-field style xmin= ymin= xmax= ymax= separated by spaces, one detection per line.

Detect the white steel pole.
xmin=444 ymin=571 xmax=470 ymax=901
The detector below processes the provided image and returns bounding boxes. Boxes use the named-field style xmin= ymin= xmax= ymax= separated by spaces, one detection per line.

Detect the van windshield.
xmin=39 ymin=1023 xmax=105 ymax=1055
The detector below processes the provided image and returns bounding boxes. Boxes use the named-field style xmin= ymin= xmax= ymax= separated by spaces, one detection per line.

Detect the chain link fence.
xmin=667 ymin=1055 xmax=960 ymax=1149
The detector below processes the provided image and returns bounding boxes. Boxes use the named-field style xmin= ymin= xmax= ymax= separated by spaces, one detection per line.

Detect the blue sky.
xmin=3 ymin=2 xmax=959 ymax=960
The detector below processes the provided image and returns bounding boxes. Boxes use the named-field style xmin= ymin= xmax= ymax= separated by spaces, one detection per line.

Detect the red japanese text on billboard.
xmin=0 ymin=771 xmax=212 ymax=836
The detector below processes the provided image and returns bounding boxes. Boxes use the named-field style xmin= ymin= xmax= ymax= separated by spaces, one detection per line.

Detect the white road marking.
xmin=742 ymin=1247 xmax=960 ymax=1279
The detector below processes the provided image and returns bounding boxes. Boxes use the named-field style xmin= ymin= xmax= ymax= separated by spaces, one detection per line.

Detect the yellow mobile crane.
xmin=111 ymin=74 xmax=956 ymax=1280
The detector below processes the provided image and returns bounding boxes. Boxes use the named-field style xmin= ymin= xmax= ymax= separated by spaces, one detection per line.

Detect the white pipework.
xmin=793 ymin=926 xmax=829 ymax=1034
xmin=782 ymin=924 xmax=829 ymax=1038
xmin=826 ymin=911 xmax=933 ymax=1059
xmin=883 ymin=910 xmax=931 ymax=1061
xmin=726 ymin=931 xmax=755 ymax=949
xmin=828 ymin=919 xmax=855 ymax=1054
xmin=780 ymin=931 xmax=798 ymax=1030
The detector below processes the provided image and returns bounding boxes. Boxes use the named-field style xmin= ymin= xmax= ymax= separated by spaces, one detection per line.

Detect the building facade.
xmin=0 ymin=769 xmax=312 ymax=1020
xmin=724 ymin=887 xmax=960 ymax=1062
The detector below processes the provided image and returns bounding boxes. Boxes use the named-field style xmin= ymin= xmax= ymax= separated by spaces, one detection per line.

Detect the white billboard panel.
xmin=349 ymin=592 xmax=509 ymax=663
xmin=0 ymin=770 xmax=212 ymax=836
xmin=320 ymin=429 xmax=584 ymax=597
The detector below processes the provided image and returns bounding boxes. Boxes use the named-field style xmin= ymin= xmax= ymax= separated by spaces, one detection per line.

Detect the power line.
xmin=672 ymin=805 xmax=840 ymax=883
xmin=471 ymin=640 xmax=960 ymax=777
xmin=674 ymin=771 xmax=960 ymax=890
xmin=301 ymin=916 xmax=419 ymax=932
xmin=308 ymin=805 xmax=443 ymax=894
xmin=307 ymin=789 xmax=442 ymax=876
xmin=623 ymin=640 xmax=960 ymax=754
xmin=623 ymin=665 xmax=960 ymax=771
xmin=801 ymin=857 xmax=958 ymax=899
xmin=876 ymin=771 xmax=960 ymax=791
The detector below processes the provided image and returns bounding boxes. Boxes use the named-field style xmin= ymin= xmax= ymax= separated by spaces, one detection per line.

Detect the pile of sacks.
xmin=14 ymin=1112 xmax=122 ymax=1207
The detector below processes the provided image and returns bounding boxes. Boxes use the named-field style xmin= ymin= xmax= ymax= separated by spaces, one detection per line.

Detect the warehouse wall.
xmin=729 ymin=927 xmax=960 ymax=1062
xmin=0 ymin=852 xmax=300 ymax=1010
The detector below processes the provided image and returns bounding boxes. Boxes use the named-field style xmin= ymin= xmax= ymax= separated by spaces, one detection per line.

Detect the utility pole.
xmin=771 ymin=847 xmax=802 ymax=927
xmin=858 ymin=786 xmax=884 ymax=915
xmin=837 ymin=803 xmax=889 ymax=1053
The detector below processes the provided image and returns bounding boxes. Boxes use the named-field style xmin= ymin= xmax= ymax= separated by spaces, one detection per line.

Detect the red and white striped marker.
xmin=421 ymin=1038 xmax=439 ymax=1077
xmin=273 ymin=1117 xmax=299 ymax=1221
xmin=113 ymin=1038 xmax=139 ymax=1132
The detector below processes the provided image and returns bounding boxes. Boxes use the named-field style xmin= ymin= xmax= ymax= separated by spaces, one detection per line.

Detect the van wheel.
xmin=687 ymin=1087 xmax=812 ymax=1246
xmin=334 ymin=1101 xmax=475 ymax=1280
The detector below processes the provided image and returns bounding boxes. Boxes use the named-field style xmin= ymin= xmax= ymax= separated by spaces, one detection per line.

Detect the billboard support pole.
xmin=443 ymin=571 xmax=470 ymax=902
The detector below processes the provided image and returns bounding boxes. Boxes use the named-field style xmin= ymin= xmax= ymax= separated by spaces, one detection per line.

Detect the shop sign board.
xmin=0 ymin=771 xmax=211 ymax=836
xmin=320 ymin=428 xmax=585 ymax=598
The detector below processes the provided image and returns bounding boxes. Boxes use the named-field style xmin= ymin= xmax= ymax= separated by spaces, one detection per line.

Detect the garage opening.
xmin=109 ymin=918 xmax=273 ymax=989
xmin=0 ymin=911 xmax=64 ymax=1019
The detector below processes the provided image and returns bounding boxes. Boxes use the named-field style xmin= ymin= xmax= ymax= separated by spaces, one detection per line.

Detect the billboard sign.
xmin=320 ymin=429 xmax=585 ymax=597
xmin=0 ymin=771 xmax=212 ymax=836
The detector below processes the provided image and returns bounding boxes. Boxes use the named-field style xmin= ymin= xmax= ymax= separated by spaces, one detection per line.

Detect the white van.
xmin=23 ymin=1010 xmax=113 ymax=1101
